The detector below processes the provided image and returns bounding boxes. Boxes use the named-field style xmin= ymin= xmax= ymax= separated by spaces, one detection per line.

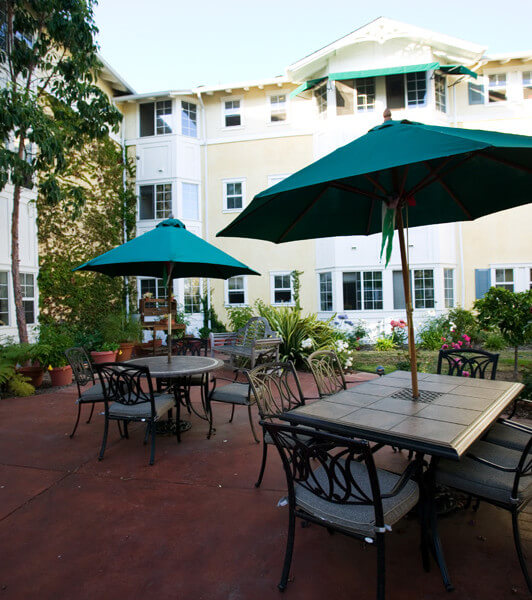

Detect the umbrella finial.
xmin=383 ymin=108 xmax=392 ymax=122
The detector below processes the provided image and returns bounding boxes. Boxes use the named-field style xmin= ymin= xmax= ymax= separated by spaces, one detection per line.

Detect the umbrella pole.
xmin=166 ymin=263 xmax=174 ymax=364
xmin=396 ymin=207 xmax=419 ymax=398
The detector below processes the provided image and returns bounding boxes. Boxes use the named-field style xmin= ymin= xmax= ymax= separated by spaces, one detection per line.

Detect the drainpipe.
xmin=458 ymin=222 xmax=466 ymax=307
xmin=121 ymin=108 xmax=130 ymax=315
xmin=197 ymin=91 xmax=211 ymax=328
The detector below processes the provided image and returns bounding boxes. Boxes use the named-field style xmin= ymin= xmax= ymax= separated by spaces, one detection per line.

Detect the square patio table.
xmin=282 ymin=370 xmax=524 ymax=460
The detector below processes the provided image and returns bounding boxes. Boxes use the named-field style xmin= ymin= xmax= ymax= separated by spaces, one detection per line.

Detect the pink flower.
xmin=462 ymin=371 xmax=470 ymax=377
xmin=391 ymin=320 xmax=398 ymax=328
xmin=451 ymin=342 xmax=461 ymax=349
xmin=457 ymin=340 xmax=463 ymax=346
xmin=441 ymin=337 xmax=446 ymax=342
xmin=441 ymin=344 xmax=449 ymax=350
xmin=462 ymin=334 xmax=470 ymax=342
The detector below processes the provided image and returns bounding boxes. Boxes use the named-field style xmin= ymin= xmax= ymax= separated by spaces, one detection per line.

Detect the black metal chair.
xmin=434 ymin=422 xmax=532 ymax=593
xmin=246 ymin=361 xmax=306 ymax=488
xmin=263 ymin=420 xmax=421 ymax=600
xmin=65 ymin=347 xmax=106 ymax=438
xmin=437 ymin=348 xmax=499 ymax=379
xmin=95 ymin=362 xmax=178 ymax=465
xmin=306 ymin=348 xmax=347 ymax=398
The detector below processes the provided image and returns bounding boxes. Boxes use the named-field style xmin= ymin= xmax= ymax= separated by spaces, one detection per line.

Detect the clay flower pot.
xmin=18 ymin=365 xmax=45 ymax=388
xmin=50 ymin=365 xmax=73 ymax=387
xmin=90 ymin=350 xmax=117 ymax=364
xmin=118 ymin=342 xmax=135 ymax=361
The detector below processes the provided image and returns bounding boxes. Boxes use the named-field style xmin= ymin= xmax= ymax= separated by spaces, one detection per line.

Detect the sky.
xmin=93 ymin=0 xmax=532 ymax=94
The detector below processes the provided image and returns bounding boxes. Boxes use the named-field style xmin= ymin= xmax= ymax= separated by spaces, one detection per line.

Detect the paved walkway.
xmin=0 ymin=368 xmax=529 ymax=599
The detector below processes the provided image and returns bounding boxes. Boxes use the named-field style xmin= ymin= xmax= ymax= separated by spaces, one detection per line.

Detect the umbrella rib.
xmin=423 ymin=162 xmax=473 ymax=219
xmin=277 ymin=185 xmax=330 ymax=243
xmin=481 ymin=152 xmax=532 ymax=175
xmin=406 ymin=155 xmax=456 ymax=197
xmin=331 ymin=181 xmax=386 ymax=201
xmin=364 ymin=174 xmax=389 ymax=196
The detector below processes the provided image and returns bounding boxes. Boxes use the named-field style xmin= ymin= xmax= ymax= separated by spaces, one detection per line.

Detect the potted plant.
xmin=90 ymin=342 xmax=120 ymax=364
xmin=38 ymin=323 xmax=75 ymax=386
xmin=102 ymin=312 xmax=143 ymax=360
xmin=14 ymin=342 xmax=52 ymax=388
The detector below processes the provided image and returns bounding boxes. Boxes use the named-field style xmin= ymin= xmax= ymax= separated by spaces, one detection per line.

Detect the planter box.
xmin=50 ymin=365 xmax=73 ymax=387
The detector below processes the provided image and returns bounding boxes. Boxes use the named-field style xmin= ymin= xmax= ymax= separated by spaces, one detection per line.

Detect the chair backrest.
xmin=306 ymin=348 xmax=347 ymax=397
xmin=246 ymin=361 xmax=305 ymax=419
xmin=172 ymin=337 xmax=208 ymax=356
xmin=263 ymin=420 xmax=384 ymax=527
xmin=95 ymin=362 xmax=155 ymax=412
xmin=238 ymin=317 xmax=274 ymax=346
xmin=437 ymin=348 xmax=499 ymax=379
xmin=65 ymin=347 xmax=95 ymax=393
xmin=513 ymin=433 xmax=532 ymax=502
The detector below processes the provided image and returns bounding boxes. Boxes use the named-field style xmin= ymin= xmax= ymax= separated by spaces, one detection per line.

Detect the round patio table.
xmin=127 ymin=355 xmax=223 ymax=435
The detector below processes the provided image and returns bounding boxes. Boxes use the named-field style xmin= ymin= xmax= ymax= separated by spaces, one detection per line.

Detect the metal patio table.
xmin=127 ymin=355 xmax=223 ymax=434
xmin=280 ymin=370 xmax=524 ymax=590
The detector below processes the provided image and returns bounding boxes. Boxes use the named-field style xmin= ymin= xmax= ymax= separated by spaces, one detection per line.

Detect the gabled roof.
xmin=97 ymin=55 xmax=136 ymax=96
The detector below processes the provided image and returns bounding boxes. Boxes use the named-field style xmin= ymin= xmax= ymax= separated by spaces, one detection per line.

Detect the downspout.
xmin=121 ymin=108 xmax=130 ymax=315
xmin=196 ymin=91 xmax=211 ymax=328
xmin=451 ymin=81 xmax=465 ymax=306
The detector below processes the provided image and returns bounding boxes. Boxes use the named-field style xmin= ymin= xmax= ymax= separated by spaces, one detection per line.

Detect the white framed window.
xmin=522 ymin=71 xmax=532 ymax=100
xmin=139 ymin=277 xmax=168 ymax=299
xmin=138 ymin=183 xmax=172 ymax=220
xmin=225 ymin=276 xmax=247 ymax=306
xmin=319 ymin=272 xmax=333 ymax=312
xmin=269 ymin=94 xmax=287 ymax=122
xmin=271 ymin=272 xmax=294 ymax=305
xmin=181 ymin=183 xmax=199 ymax=220
xmin=435 ymin=74 xmax=446 ymax=113
xmin=139 ymin=100 xmax=173 ymax=137
xmin=406 ymin=72 xmax=427 ymax=107
xmin=184 ymin=278 xmax=201 ymax=313
xmin=444 ymin=268 xmax=454 ymax=309
xmin=342 ymin=271 xmax=383 ymax=311
xmin=0 ymin=271 xmax=9 ymax=326
xmin=468 ymin=81 xmax=486 ymax=105
xmin=356 ymin=77 xmax=376 ymax=112
xmin=488 ymin=74 xmax=507 ymax=102
xmin=223 ymin=179 xmax=245 ymax=212
xmin=314 ymin=83 xmax=327 ymax=117
xmin=223 ymin=98 xmax=242 ymax=127
xmin=413 ymin=269 xmax=435 ymax=309
xmin=181 ymin=101 xmax=197 ymax=137
xmin=21 ymin=273 xmax=35 ymax=324
xmin=495 ymin=268 xmax=514 ymax=291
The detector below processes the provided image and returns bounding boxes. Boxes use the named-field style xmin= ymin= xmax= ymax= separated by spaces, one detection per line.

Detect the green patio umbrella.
xmin=218 ymin=117 xmax=532 ymax=397
xmin=75 ymin=218 xmax=259 ymax=362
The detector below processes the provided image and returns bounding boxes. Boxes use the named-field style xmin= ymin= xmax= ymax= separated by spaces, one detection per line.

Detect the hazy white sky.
xmin=94 ymin=0 xmax=532 ymax=94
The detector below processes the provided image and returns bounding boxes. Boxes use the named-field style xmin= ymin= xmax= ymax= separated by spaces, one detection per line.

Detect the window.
xmin=140 ymin=278 xmax=167 ymax=299
xmin=181 ymin=101 xmax=197 ymax=137
xmin=20 ymin=273 xmax=35 ymax=324
xmin=356 ymin=78 xmax=376 ymax=112
xmin=523 ymin=71 xmax=532 ymax=100
xmin=182 ymin=183 xmax=199 ymax=220
xmin=226 ymin=276 xmax=247 ymax=305
xmin=139 ymin=183 xmax=172 ymax=220
xmin=336 ymin=78 xmax=375 ymax=114
xmin=406 ymin=72 xmax=427 ymax=107
xmin=184 ymin=278 xmax=201 ymax=313
xmin=495 ymin=268 xmax=514 ymax=291
xmin=270 ymin=94 xmax=287 ymax=122
xmin=335 ymin=80 xmax=355 ymax=115
xmin=319 ymin=272 xmax=333 ymax=311
xmin=139 ymin=100 xmax=173 ymax=137
xmin=435 ymin=74 xmax=446 ymax=113
xmin=386 ymin=74 xmax=405 ymax=109
xmin=413 ymin=269 xmax=435 ymax=309
xmin=0 ymin=271 xmax=8 ymax=326
xmin=21 ymin=143 xmax=34 ymax=189
xmin=224 ymin=100 xmax=241 ymax=127
xmin=488 ymin=74 xmax=507 ymax=102
xmin=314 ymin=83 xmax=327 ymax=116
xmin=272 ymin=273 xmax=293 ymax=305
xmin=343 ymin=271 xmax=382 ymax=310
xmin=444 ymin=269 xmax=454 ymax=309
xmin=223 ymin=179 xmax=245 ymax=211
xmin=468 ymin=81 xmax=485 ymax=105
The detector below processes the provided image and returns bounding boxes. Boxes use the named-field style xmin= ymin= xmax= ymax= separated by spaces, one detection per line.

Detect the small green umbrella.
xmin=76 ymin=218 xmax=259 ymax=361
xmin=218 ymin=118 xmax=532 ymax=397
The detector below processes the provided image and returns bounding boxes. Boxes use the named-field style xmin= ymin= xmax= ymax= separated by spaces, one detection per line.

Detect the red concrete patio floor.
xmin=0 ymin=367 xmax=530 ymax=600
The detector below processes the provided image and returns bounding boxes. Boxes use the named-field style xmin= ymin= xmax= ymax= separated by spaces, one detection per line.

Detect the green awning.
xmin=289 ymin=77 xmax=327 ymax=98
xmin=329 ymin=62 xmax=440 ymax=81
xmin=438 ymin=64 xmax=478 ymax=79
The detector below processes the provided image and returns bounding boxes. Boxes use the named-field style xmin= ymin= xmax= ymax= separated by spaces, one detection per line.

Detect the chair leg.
xmin=86 ymin=402 xmax=95 ymax=424
xmin=278 ymin=509 xmax=296 ymax=591
xmin=429 ymin=494 xmax=454 ymax=592
xmin=247 ymin=404 xmax=259 ymax=443
xmin=512 ymin=510 xmax=532 ymax=593
xmin=175 ymin=397 xmax=181 ymax=444
xmin=98 ymin=417 xmax=109 ymax=461
xmin=376 ymin=533 xmax=386 ymax=600
xmin=143 ymin=423 xmax=150 ymax=445
xmin=255 ymin=439 xmax=268 ymax=488
xmin=69 ymin=403 xmax=82 ymax=438
xmin=228 ymin=404 xmax=236 ymax=423
xmin=123 ymin=421 xmax=129 ymax=439
xmin=149 ymin=422 xmax=156 ymax=466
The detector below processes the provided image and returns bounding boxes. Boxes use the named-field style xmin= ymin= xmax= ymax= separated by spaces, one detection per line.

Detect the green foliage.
xmin=520 ymin=365 xmax=532 ymax=400
xmin=227 ymin=306 xmax=254 ymax=331
xmin=291 ymin=270 xmax=303 ymax=312
xmin=0 ymin=343 xmax=34 ymax=397
xmin=443 ymin=308 xmax=482 ymax=344
xmin=199 ymin=293 xmax=226 ymax=338
xmin=417 ymin=315 xmax=448 ymax=350
xmin=38 ymin=323 xmax=75 ymax=367
xmin=375 ymin=337 xmax=397 ymax=352
xmin=101 ymin=312 xmax=143 ymax=345
xmin=7 ymin=372 xmax=35 ymax=397
xmin=483 ymin=330 xmax=507 ymax=351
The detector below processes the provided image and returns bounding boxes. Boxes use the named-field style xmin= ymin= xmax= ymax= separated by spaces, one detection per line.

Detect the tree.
xmin=0 ymin=0 xmax=122 ymax=342
xmin=474 ymin=287 xmax=532 ymax=378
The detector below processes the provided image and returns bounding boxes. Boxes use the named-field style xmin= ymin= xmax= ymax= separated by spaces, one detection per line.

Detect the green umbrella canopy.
xmin=217 ymin=119 xmax=532 ymax=243
xmin=75 ymin=218 xmax=259 ymax=279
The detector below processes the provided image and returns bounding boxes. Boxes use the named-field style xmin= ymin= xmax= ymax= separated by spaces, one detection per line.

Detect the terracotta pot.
xmin=118 ymin=342 xmax=135 ymax=361
xmin=50 ymin=365 xmax=73 ymax=387
xmin=18 ymin=365 xmax=45 ymax=388
xmin=90 ymin=350 xmax=117 ymax=364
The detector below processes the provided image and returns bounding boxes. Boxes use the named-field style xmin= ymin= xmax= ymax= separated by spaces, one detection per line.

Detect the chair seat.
xmin=483 ymin=422 xmax=530 ymax=452
xmin=108 ymin=394 xmax=175 ymax=420
xmin=436 ymin=440 xmax=531 ymax=506
xmin=264 ymin=427 xmax=314 ymax=446
xmin=295 ymin=460 xmax=419 ymax=538
xmin=78 ymin=382 xmax=105 ymax=403
xmin=188 ymin=373 xmax=206 ymax=386
xmin=210 ymin=382 xmax=251 ymax=405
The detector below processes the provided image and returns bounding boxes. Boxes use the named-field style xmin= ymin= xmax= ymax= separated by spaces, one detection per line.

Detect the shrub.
xmin=227 ymin=306 xmax=254 ymax=331
xmin=417 ymin=315 xmax=447 ymax=350
xmin=38 ymin=323 xmax=75 ymax=367
xmin=375 ymin=337 xmax=396 ymax=351
xmin=442 ymin=308 xmax=482 ymax=345
xmin=483 ymin=331 xmax=507 ymax=351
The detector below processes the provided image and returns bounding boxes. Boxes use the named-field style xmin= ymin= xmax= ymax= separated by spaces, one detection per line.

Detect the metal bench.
xmin=209 ymin=317 xmax=282 ymax=368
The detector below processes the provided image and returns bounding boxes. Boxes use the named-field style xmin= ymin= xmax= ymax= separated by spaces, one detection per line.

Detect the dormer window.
xmin=139 ymin=100 xmax=173 ymax=137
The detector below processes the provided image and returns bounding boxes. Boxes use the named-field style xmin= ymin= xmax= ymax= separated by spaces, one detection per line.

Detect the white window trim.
xmin=138 ymin=99 xmax=174 ymax=138
xmin=137 ymin=182 xmax=174 ymax=222
xmin=317 ymin=271 xmax=334 ymax=313
xmin=490 ymin=263 xmax=532 ymax=293
xmin=221 ymin=96 xmax=244 ymax=129
xmin=342 ymin=269 xmax=384 ymax=311
xmin=180 ymin=100 xmax=198 ymax=138
xmin=405 ymin=71 xmax=428 ymax=109
xmin=484 ymin=70 xmax=509 ymax=105
xmin=266 ymin=90 xmax=289 ymax=125
xmin=224 ymin=276 xmax=248 ymax=307
xmin=222 ymin=177 xmax=246 ymax=213
xmin=180 ymin=180 xmax=201 ymax=222
xmin=270 ymin=271 xmax=295 ymax=306
xmin=443 ymin=268 xmax=455 ymax=309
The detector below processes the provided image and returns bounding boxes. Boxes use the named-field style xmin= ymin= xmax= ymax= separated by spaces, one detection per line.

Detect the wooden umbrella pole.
xmin=166 ymin=263 xmax=174 ymax=364
xmin=396 ymin=207 xmax=419 ymax=398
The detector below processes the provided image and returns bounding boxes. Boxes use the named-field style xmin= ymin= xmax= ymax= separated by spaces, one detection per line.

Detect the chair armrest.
xmin=381 ymin=460 xmax=419 ymax=499
xmin=253 ymin=337 xmax=282 ymax=347
xmin=466 ymin=451 xmax=518 ymax=473
xmin=495 ymin=418 xmax=532 ymax=435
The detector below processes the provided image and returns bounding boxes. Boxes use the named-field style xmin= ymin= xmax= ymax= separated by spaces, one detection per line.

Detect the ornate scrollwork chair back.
xmin=306 ymin=349 xmax=347 ymax=397
xmin=437 ymin=348 xmax=499 ymax=380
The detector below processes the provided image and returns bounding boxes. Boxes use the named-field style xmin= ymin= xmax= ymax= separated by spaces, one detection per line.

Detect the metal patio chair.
xmin=306 ymin=348 xmax=347 ymax=398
